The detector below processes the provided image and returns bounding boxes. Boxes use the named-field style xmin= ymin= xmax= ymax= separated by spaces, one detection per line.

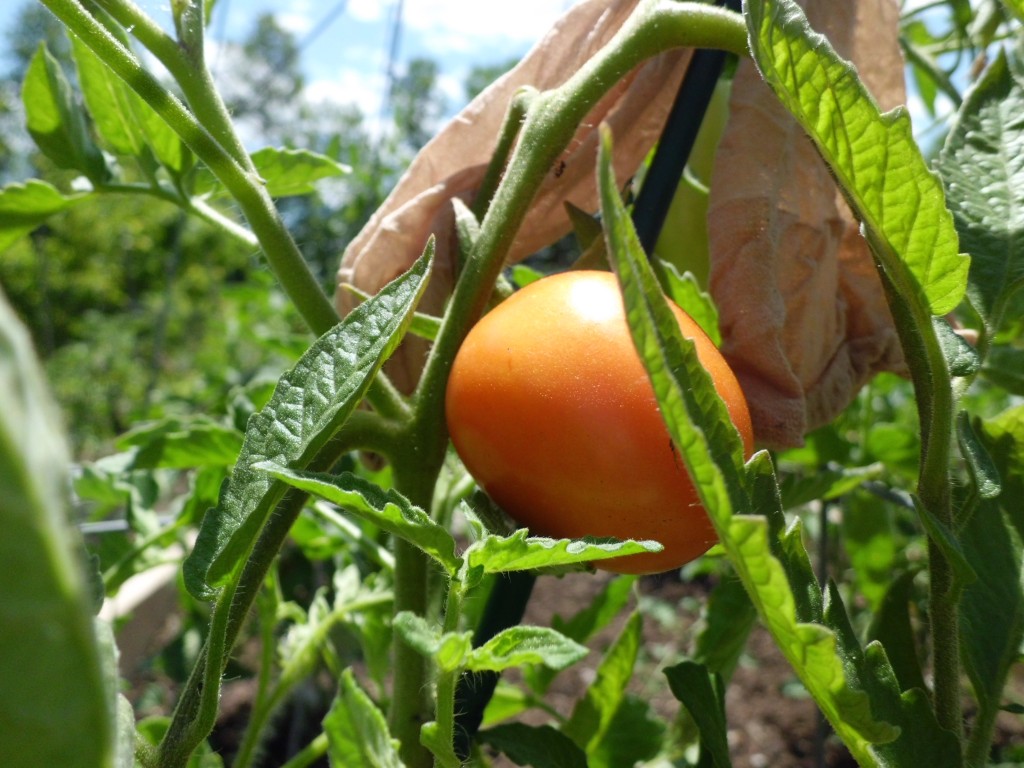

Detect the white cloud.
xmin=402 ymin=0 xmax=572 ymax=49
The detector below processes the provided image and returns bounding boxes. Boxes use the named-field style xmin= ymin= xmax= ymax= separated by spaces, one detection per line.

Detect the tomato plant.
xmin=446 ymin=270 xmax=753 ymax=574
xmin=4 ymin=0 xmax=1024 ymax=767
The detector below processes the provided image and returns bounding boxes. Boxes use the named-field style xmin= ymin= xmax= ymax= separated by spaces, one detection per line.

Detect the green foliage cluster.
xmin=2 ymin=1 xmax=1024 ymax=768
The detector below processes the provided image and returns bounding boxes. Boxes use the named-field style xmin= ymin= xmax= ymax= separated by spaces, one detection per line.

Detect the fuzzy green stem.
xmin=874 ymin=245 xmax=962 ymax=739
xmin=433 ymin=579 xmax=468 ymax=764
xmin=389 ymin=543 xmax=432 ymax=767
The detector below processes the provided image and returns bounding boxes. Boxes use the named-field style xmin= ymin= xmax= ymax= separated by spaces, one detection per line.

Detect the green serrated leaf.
xmin=465 ymin=530 xmax=660 ymax=573
xmin=656 ymin=260 xmax=721 ymax=346
xmin=24 ymin=44 xmax=108 ymax=182
xmin=324 ymin=669 xmax=404 ymax=768
xmin=936 ymin=49 xmax=1024 ymax=334
xmin=598 ymin=125 xmax=896 ymax=761
xmin=0 ymin=179 xmax=86 ymax=253
xmin=196 ymin=147 xmax=349 ymax=198
xmin=0 ymin=288 xmax=112 ymax=768
xmin=745 ymin=0 xmax=969 ymax=315
xmin=394 ymin=611 xmax=472 ymax=673
xmin=665 ymin=662 xmax=731 ymax=768
xmin=261 ymin=465 xmax=461 ymax=575
xmin=468 ymin=626 xmax=588 ymax=673
xmin=184 ymin=246 xmax=432 ymax=598
xmin=478 ymin=723 xmax=587 ymax=768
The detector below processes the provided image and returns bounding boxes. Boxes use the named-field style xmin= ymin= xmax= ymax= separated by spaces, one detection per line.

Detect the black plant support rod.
xmin=631 ymin=0 xmax=741 ymax=253
xmin=452 ymin=2 xmax=740 ymax=758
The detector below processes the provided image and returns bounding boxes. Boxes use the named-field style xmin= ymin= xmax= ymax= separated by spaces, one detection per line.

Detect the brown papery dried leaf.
xmin=708 ymin=0 xmax=907 ymax=448
xmin=334 ymin=0 xmax=690 ymax=391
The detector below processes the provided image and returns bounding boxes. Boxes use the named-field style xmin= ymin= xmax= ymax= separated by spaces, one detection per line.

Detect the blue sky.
xmin=145 ymin=0 xmax=578 ymax=120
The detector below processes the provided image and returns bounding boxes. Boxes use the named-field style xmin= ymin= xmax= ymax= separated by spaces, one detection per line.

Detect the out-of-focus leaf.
xmin=866 ymin=570 xmax=927 ymax=694
xmin=23 ymin=44 xmax=108 ymax=182
xmin=324 ymin=669 xmax=403 ymax=768
xmin=1000 ymin=0 xmax=1024 ymax=23
xmin=842 ymin=493 xmax=901 ymax=611
xmin=0 ymin=180 xmax=87 ymax=253
xmin=981 ymin=344 xmax=1024 ymax=394
xmin=959 ymin=496 xmax=1024 ymax=742
xmin=694 ymin=576 xmax=756 ymax=680
xmin=0 ymin=288 xmax=112 ymax=768
xmin=957 ymin=412 xmax=1001 ymax=500
xmin=184 ymin=247 xmax=432 ymax=598
xmin=937 ymin=49 xmax=1024 ymax=335
xmin=778 ymin=462 xmax=885 ymax=510
xmin=525 ymin=575 xmax=635 ymax=695
xmin=196 ymin=147 xmax=350 ymax=198
xmin=562 ymin=612 xmax=643 ymax=762
xmin=118 ymin=418 xmax=243 ymax=469
xmin=979 ymin=404 xmax=1024 ymax=541
xmin=587 ymin=694 xmax=664 ymax=768
xmin=746 ymin=0 xmax=968 ymax=316
xmin=479 ymin=723 xmax=587 ymax=768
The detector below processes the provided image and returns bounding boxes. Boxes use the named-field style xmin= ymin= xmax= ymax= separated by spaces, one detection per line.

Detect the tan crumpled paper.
xmin=334 ymin=0 xmax=907 ymax=448
xmin=708 ymin=0 xmax=907 ymax=447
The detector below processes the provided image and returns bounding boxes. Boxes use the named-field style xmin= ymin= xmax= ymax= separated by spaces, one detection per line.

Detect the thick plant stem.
xmin=875 ymin=248 xmax=963 ymax=739
xmin=928 ymin=538 xmax=963 ymax=739
xmin=389 ymin=538 xmax=433 ymax=768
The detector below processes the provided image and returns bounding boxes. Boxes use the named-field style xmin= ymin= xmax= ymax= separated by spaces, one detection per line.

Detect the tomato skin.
xmin=445 ymin=270 xmax=753 ymax=574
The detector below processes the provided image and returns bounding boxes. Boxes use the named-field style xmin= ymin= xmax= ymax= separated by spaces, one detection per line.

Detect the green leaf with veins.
xmin=0 ymin=180 xmax=87 ymax=253
xmin=937 ymin=49 xmax=1024 ymax=336
xmin=184 ymin=245 xmax=432 ymax=598
xmin=744 ymin=0 xmax=969 ymax=316
xmin=23 ymin=44 xmax=108 ymax=182
xmin=195 ymin=147 xmax=350 ymax=199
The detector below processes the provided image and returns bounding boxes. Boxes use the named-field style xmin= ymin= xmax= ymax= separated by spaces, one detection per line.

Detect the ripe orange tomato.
xmin=445 ymin=270 xmax=754 ymax=574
